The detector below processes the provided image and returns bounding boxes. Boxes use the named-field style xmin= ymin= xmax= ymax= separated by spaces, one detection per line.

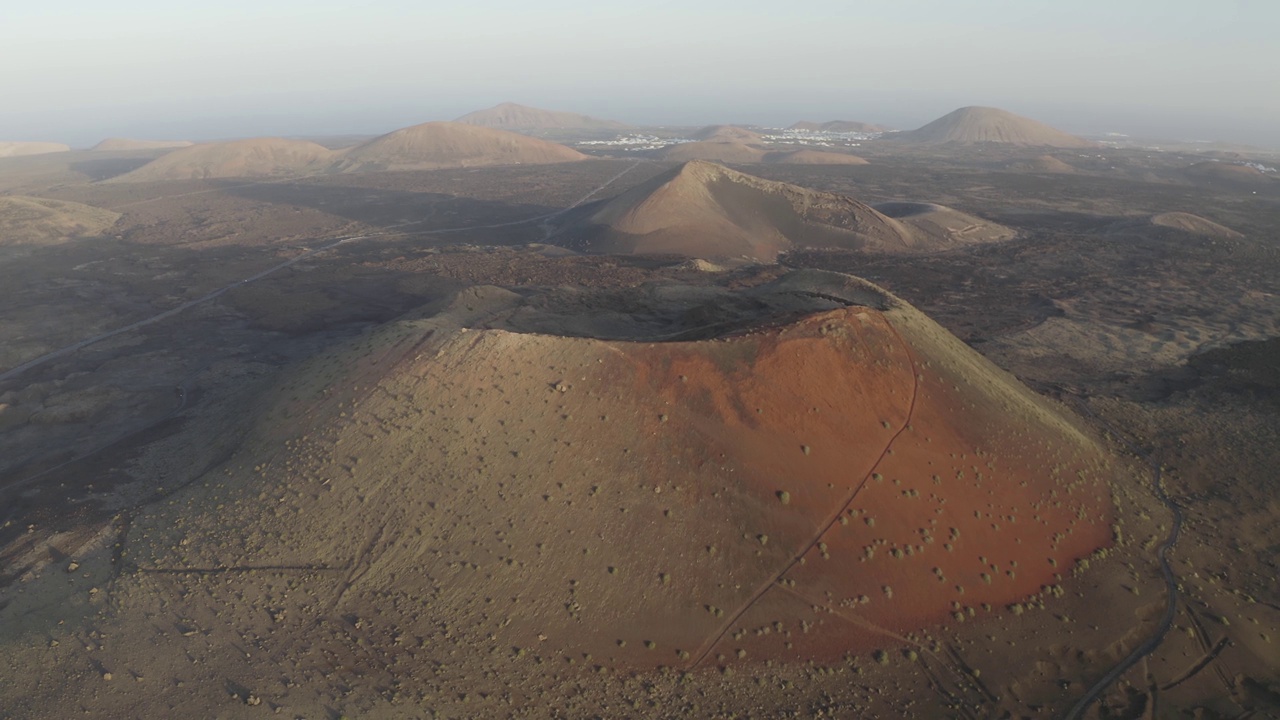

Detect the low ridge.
xmin=1184 ymin=161 xmax=1276 ymax=188
xmin=689 ymin=125 xmax=763 ymax=143
xmin=766 ymin=149 xmax=870 ymax=165
xmin=1150 ymin=212 xmax=1243 ymax=239
xmin=0 ymin=142 xmax=70 ymax=158
xmin=109 ymin=138 xmax=334 ymax=181
xmin=874 ymin=201 xmax=1017 ymax=246
xmin=330 ymin=121 xmax=588 ymax=173
xmin=1006 ymin=154 xmax=1077 ymax=173
xmin=455 ymin=102 xmax=628 ymax=131
xmin=656 ymin=141 xmax=766 ymax=163
xmin=789 ymin=120 xmax=886 ymax=133
xmin=658 ymin=145 xmax=870 ymax=166
xmin=90 ymin=138 xmax=193 ymax=151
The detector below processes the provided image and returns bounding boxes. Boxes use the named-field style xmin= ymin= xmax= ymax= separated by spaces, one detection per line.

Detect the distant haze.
xmin=2 ymin=0 xmax=1277 ymax=148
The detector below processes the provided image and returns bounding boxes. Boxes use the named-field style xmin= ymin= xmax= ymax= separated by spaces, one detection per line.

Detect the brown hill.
xmin=554 ymin=161 xmax=1011 ymax=261
xmin=91 ymin=270 xmax=1114 ymax=707
xmin=109 ymin=138 xmax=334 ymax=182
xmin=874 ymin=201 xmax=1017 ymax=245
xmin=1006 ymin=154 xmax=1077 ymax=173
xmin=555 ymin=161 xmax=911 ymax=260
xmin=330 ymin=121 xmax=588 ymax=173
xmin=689 ymin=125 xmax=763 ymax=143
xmin=656 ymin=141 xmax=767 ymax=163
xmin=789 ymin=120 xmax=886 ymax=133
xmin=0 ymin=196 xmax=120 ymax=245
xmin=1150 ymin=212 xmax=1243 ymax=239
xmin=656 ymin=145 xmax=869 ymax=166
xmin=90 ymin=138 xmax=193 ymax=151
xmin=454 ymin=102 xmax=628 ymax=131
xmin=892 ymin=107 xmax=1095 ymax=148
xmin=766 ymin=149 xmax=870 ymax=165
xmin=0 ymin=142 xmax=70 ymax=158
xmin=1184 ymin=161 xmax=1276 ymax=188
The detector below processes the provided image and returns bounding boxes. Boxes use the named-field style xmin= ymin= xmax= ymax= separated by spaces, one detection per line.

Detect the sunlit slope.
xmin=109 ymin=138 xmax=334 ymax=181
xmin=330 ymin=121 xmax=588 ymax=173
xmin=0 ymin=196 xmax=120 ymax=245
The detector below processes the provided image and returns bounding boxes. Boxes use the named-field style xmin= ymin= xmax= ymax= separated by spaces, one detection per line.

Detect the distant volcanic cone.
xmin=892 ymin=106 xmax=1095 ymax=148
xmin=553 ymin=161 xmax=1012 ymax=261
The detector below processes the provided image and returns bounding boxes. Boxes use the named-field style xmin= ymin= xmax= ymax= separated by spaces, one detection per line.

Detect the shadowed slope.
xmin=893 ymin=107 xmax=1095 ymax=148
xmin=330 ymin=121 xmax=588 ymax=173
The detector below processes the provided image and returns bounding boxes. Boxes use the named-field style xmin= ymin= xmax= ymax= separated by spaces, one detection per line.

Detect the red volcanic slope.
xmin=608 ymin=300 xmax=1113 ymax=664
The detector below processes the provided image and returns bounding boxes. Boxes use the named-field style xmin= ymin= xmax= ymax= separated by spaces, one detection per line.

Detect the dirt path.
xmin=689 ymin=311 xmax=922 ymax=668
xmin=1062 ymin=399 xmax=1184 ymax=720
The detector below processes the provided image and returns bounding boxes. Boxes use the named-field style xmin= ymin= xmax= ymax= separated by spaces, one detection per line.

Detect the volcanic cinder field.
xmin=1 ymin=104 xmax=1278 ymax=719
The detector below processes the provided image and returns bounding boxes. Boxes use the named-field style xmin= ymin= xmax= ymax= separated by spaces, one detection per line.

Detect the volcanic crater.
xmin=122 ymin=271 xmax=1116 ymax=673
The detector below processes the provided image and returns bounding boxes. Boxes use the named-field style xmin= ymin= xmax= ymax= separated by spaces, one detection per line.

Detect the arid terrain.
xmin=1 ymin=106 xmax=1278 ymax=719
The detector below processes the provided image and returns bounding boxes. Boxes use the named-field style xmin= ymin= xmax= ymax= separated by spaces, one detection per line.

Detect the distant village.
xmin=576 ymin=128 xmax=882 ymax=151
xmin=755 ymin=128 xmax=883 ymax=145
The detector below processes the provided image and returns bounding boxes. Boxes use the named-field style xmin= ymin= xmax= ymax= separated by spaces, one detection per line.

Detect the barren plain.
xmin=0 ymin=123 xmax=1277 ymax=719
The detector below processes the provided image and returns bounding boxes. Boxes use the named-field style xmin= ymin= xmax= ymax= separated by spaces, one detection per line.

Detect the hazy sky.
xmin=2 ymin=0 xmax=1277 ymax=147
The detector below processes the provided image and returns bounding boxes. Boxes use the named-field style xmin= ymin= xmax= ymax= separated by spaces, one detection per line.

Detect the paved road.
xmin=1062 ymin=399 xmax=1184 ymax=720
xmin=0 ymin=161 xmax=644 ymax=386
